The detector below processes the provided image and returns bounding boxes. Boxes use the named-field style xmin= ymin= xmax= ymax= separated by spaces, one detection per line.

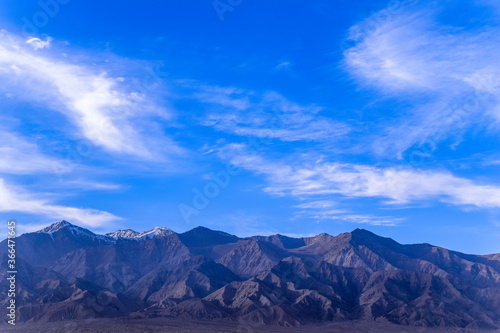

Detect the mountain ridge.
xmin=22 ymin=221 xmax=500 ymax=256
xmin=1 ymin=221 xmax=499 ymax=328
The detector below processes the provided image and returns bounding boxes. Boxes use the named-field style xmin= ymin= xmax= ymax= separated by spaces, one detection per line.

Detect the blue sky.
xmin=0 ymin=0 xmax=500 ymax=254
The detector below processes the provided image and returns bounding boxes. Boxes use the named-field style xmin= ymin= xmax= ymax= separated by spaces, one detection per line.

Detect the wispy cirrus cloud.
xmin=0 ymin=30 xmax=186 ymax=228
xmin=197 ymin=87 xmax=350 ymax=142
xmin=293 ymin=200 xmax=403 ymax=226
xmin=218 ymin=144 xmax=500 ymax=209
xmin=0 ymin=178 xmax=120 ymax=227
xmin=343 ymin=2 xmax=500 ymax=158
xmin=0 ymin=30 xmax=184 ymax=161
xmin=0 ymin=129 xmax=71 ymax=175
xmin=0 ymin=126 xmax=126 ymax=193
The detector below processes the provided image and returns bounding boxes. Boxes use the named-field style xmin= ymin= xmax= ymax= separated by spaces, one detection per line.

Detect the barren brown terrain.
xmin=1 ymin=222 xmax=499 ymax=331
xmin=2 ymin=318 xmax=500 ymax=333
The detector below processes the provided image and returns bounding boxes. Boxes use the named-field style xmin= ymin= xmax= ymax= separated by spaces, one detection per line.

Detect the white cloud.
xmin=311 ymin=212 xmax=402 ymax=226
xmin=275 ymin=61 xmax=293 ymax=70
xmin=0 ymin=128 xmax=126 ymax=193
xmin=345 ymin=9 xmax=500 ymax=93
xmin=295 ymin=200 xmax=404 ymax=226
xmin=194 ymin=85 xmax=252 ymax=111
xmin=0 ymin=129 xmax=71 ymax=175
xmin=343 ymin=4 xmax=500 ymax=157
xmin=0 ymin=178 xmax=120 ymax=227
xmin=218 ymin=144 xmax=500 ymax=209
xmin=198 ymin=88 xmax=350 ymax=142
xmin=26 ymin=37 xmax=52 ymax=50
xmin=0 ymin=30 xmax=183 ymax=160
xmin=295 ymin=200 xmax=343 ymax=210
xmin=293 ymin=200 xmax=401 ymax=226
xmin=63 ymin=179 xmax=124 ymax=191
xmin=0 ymin=31 xmax=188 ymax=230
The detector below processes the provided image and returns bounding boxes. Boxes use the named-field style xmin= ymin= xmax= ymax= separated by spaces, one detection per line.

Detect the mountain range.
xmin=1 ymin=221 xmax=499 ymax=329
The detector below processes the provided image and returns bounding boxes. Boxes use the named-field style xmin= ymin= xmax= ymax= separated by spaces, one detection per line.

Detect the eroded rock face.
xmin=1 ymin=221 xmax=499 ymax=328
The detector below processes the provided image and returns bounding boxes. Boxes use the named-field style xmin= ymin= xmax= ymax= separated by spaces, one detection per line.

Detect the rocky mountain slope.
xmin=1 ymin=221 xmax=499 ymax=329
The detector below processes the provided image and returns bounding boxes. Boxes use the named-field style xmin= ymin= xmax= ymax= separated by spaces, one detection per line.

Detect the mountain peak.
xmin=190 ymin=226 xmax=236 ymax=237
xmin=192 ymin=226 xmax=213 ymax=232
xmin=352 ymin=228 xmax=369 ymax=233
xmin=178 ymin=226 xmax=239 ymax=247
xmin=106 ymin=229 xmax=140 ymax=238
xmin=150 ymin=226 xmax=169 ymax=232
xmin=107 ymin=226 xmax=173 ymax=240
xmin=307 ymin=232 xmax=333 ymax=242
xmin=350 ymin=228 xmax=379 ymax=238
xmin=140 ymin=226 xmax=173 ymax=238
xmin=37 ymin=220 xmax=74 ymax=233
xmin=349 ymin=228 xmax=402 ymax=251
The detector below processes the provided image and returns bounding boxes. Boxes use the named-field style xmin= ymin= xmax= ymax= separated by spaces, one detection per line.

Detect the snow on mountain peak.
xmin=106 ymin=226 xmax=173 ymax=240
xmin=34 ymin=221 xmax=174 ymax=243
xmin=106 ymin=229 xmax=141 ymax=238
xmin=36 ymin=220 xmax=116 ymax=244
xmin=37 ymin=220 xmax=73 ymax=233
